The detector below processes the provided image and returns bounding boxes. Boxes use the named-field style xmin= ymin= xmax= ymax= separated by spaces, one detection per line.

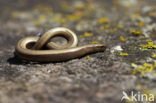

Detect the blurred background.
xmin=0 ymin=0 xmax=156 ymax=103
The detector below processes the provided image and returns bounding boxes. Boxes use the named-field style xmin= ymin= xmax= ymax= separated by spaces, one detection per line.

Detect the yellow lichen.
xmin=86 ymin=56 xmax=90 ymax=59
xmin=83 ymin=32 xmax=93 ymax=37
xmin=152 ymin=54 xmax=156 ymax=58
xmin=138 ymin=21 xmax=145 ymax=27
xmin=125 ymin=97 xmax=134 ymax=102
xmin=142 ymin=90 xmax=154 ymax=100
xmin=118 ymin=25 xmax=124 ymax=29
xmin=132 ymin=70 xmax=137 ymax=75
xmin=141 ymin=42 xmax=156 ymax=49
xmin=99 ymin=24 xmax=110 ymax=30
xmin=66 ymin=12 xmax=83 ymax=21
xmin=66 ymin=14 xmax=80 ymax=21
xmin=132 ymin=62 xmax=155 ymax=75
xmin=130 ymin=29 xmax=142 ymax=36
xmin=80 ymin=32 xmax=93 ymax=38
xmin=97 ymin=17 xmax=108 ymax=24
xmin=120 ymin=52 xmax=129 ymax=56
xmin=119 ymin=36 xmax=127 ymax=42
xmin=91 ymin=41 xmax=100 ymax=44
xmin=131 ymin=63 xmax=138 ymax=68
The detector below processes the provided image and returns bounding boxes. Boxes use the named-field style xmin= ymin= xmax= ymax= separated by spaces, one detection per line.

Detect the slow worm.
xmin=15 ymin=27 xmax=106 ymax=62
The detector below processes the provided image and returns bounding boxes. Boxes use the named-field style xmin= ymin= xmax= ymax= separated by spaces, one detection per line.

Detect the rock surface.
xmin=0 ymin=0 xmax=156 ymax=103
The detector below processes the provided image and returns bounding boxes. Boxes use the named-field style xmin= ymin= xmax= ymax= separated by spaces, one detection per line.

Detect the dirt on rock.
xmin=0 ymin=0 xmax=156 ymax=103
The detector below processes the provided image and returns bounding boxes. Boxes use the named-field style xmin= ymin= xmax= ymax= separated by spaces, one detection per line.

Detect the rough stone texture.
xmin=0 ymin=0 xmax=156 ymax=103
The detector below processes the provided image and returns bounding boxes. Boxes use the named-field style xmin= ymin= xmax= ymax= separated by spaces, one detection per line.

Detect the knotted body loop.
xmin=15 ymin=27 xmax=106 ymax=62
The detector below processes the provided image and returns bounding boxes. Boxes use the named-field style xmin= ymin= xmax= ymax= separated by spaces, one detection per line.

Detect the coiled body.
xmin=15 ymin=27 xmax=106 ymax=62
